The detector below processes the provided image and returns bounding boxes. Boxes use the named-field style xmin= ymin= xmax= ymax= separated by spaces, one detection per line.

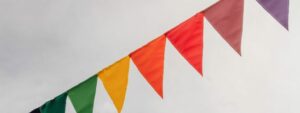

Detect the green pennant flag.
xmin=40 ymin=92 xmax=68 ymax=113
xmin=68 ymin=75 xmax=98 ymax=113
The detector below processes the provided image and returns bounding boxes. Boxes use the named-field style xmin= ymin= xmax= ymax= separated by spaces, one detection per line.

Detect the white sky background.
xmin=1 ymin=0 xmax=300 ymax=113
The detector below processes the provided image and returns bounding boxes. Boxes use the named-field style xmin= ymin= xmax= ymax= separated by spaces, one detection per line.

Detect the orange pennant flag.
xmin=98 ymin=56 xmax=130 ymax=113
xmin=130 ymin=35 xmax=166 ymax=98
xmin=204 ymin=0 xmax=244 ymax=55
xmin=165 ymin=13 xmax=204 ymax=75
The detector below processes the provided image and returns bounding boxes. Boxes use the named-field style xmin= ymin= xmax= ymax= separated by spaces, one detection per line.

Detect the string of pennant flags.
xmin=31 ymin=0 xmax=289 ymax=113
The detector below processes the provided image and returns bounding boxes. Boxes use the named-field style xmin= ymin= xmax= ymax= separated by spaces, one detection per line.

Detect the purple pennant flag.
xmin=257 ymin=0 xmax=289 ymax=30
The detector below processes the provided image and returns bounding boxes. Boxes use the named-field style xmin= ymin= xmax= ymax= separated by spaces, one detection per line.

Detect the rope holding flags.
xmin=31 ymin=0 xmax=290 ymax=112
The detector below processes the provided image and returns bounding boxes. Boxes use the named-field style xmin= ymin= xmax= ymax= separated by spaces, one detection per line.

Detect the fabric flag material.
xmin=98 ymin=56 xmax=130 ymax=113
xmin=30 ymin=108 xmax=41 ymax=113
xmin=130 ymin=35 xmax=166 ymax=98
xmin=166 ymin=13 xmax=204 ymax=75
xmin=68 ymin=75 xmax=98 ymax=113
xmin=204 ymin=0 xmax=244 ymax=55
xmin=256 ymin=0 xmax=289 ymax=30
xmin=40 ymin=92 xmax=68 ymax=113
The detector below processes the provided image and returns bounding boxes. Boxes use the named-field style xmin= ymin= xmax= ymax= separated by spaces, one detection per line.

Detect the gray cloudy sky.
xmin=1 ymin=0 xmax=300 ymax=113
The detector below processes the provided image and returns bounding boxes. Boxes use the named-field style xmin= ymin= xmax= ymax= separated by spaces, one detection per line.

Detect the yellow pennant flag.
xmin=98 ymin=56 xmax=130 ymax=113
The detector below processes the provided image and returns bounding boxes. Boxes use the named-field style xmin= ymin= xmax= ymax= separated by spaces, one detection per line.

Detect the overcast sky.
xmin=1 ymin=0 xmax=300 ymax=113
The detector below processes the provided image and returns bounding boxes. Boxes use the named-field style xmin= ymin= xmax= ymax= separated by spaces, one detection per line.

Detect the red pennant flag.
xmin=204 ymin=0 xmax=244 ymax=55
xmin=130 ymin=35 xmax=166 ymax=98
xmin=166 ymin=13 xmax=204 ymax=75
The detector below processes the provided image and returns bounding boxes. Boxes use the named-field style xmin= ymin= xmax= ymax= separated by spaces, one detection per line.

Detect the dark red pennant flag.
xmin=166 ymin=13 xmax=204 ymax=75
xmin=130 ymin=35 xmax=166 ymax=98
xmin=204 ymin=0 xmax=244 ymax=55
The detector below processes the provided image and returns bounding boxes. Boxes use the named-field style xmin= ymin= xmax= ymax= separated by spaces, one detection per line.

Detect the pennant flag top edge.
xmin=40 ymin=92 xmax=68 ymax=113
xmin=98 ymin=56 xmax=130 ymax=113
xmin=204 ymin=0 xmax=244 ymax=55
xmin=130 ymin=35 xmax=166 ymax=98
xmin=165 ymin=12 xmax=204 ymax=75
xmin=256 ymin=0 xmax=289 ymax=30
xmin=68 ymin=75 xmax=98 ymax=113
xmin=30 ymin=108 xmax=41 ymax=113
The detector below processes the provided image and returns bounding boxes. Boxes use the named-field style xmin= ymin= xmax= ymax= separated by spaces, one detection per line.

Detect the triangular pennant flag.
xmin=256 ymin=0 xmax=289 ymax=30
xmin=40 ymin=92 xmax=68 ymax=113
xmin=98 ymin=56 xmax=130 ymax=113
xmin=204 ymin=0 xmax=244 ymax=55
xmin=130 ymin=35 xmax=166 ymax=98
xmin=166 ymin=13 xmax=204 ymax=75
xmin=30 ymin=108 xmax=41 ymax=113
xmin=68 ymin=75 xmax=98 ymax=113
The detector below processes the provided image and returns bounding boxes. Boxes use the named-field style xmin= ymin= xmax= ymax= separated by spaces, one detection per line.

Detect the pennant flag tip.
xmin=196 ymin=67 xmax=203 ymax=76
xmin=237 ymin=50 xmax=242 ymax=56
xmin=154 ymin=88 xmax=163 ymax=99
xmin=284 ymin=25 xmax=289 ymax=31
xmin=156 ymin=89 xmax=163 ymax=99
xmin=159 ymin=94 xmax=163 ymax=99
xmin=278 ymin=16 xmax=289 ymax=30
xmin=232 ymin=45 xmax=242 ymax=56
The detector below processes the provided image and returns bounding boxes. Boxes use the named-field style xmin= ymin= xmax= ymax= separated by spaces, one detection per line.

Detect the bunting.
xmin=130 ymin=35 xmax=166 ymax=98
xmin=39 ymin=92 xmax=68 ymax=113
xmin=31 ymin=0 xmax=291 ymax=112
xmin=166 ymin=13 xmax=204 ymax=75
xmin=204 ymin=0 xmax=244 ymax=55
xmin=98 ymin=56 xmax=130 ymax=113
xmin=256 ymin=0 xmax=289 ymax=30
xmin=68 ymin=75 xmax=98 ymax=113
